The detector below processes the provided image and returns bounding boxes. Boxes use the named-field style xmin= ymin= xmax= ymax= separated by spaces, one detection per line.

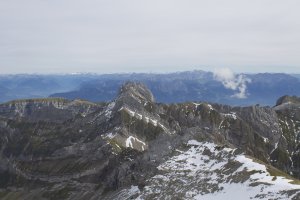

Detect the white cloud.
xmin=213 ymin=68 xmax=251 ymax=99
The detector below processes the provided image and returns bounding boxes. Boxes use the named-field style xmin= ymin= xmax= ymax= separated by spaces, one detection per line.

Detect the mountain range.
xmin=0 ymin=82 xmax=300 ymax=199
xmin=0 ymin=71 xmax=300 ymax=106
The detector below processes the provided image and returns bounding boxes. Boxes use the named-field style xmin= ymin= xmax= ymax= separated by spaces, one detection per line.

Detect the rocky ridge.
xmin=0 ymin=82 xmax=300 ymax=199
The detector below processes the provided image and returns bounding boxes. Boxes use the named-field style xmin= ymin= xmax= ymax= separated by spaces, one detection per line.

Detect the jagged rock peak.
xmin=117 ymin=81 xmax=155 ymax=103
xmin=275 ymin=95 xmax=300 ymax=106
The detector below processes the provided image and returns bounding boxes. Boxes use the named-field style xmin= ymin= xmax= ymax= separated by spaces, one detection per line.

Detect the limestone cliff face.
xmin=0 ymin=82 xmax=299 ymax=199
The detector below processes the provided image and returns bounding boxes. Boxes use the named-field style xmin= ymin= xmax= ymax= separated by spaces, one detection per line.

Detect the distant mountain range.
xmin=0 ymin=71 xmax=300 ymax=106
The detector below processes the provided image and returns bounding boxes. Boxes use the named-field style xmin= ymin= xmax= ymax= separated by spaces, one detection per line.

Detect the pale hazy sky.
xmin=1 ymin=0 xmax=300 ymax=74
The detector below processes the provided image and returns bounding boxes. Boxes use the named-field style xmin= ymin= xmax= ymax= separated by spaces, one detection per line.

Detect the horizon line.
xmin=0 ymin=70 xmax=298 ymax=76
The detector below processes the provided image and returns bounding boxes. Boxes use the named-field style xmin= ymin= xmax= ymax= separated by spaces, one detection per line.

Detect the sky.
xmin=0 ymin=0 xmax=300 ymax=74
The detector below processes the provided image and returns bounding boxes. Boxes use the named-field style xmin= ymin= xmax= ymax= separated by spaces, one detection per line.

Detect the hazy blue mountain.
xmin=291 ymin=74 xmax=300 ymax=79
xmin=0 ymin=74 xmax=100 ymax=102
xmin=51 ymin=72 xmax=300 ymax=106
xmin=1 ymin=71 xmax=300 ymax=106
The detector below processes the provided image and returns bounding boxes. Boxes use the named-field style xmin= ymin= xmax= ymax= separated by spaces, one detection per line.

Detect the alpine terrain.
xmin=0 ymin=82 xmax=300 ymax=199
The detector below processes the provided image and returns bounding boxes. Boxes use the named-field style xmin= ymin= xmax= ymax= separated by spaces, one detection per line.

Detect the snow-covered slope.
xmin=118 ymin=140 xmax=300 ymax=200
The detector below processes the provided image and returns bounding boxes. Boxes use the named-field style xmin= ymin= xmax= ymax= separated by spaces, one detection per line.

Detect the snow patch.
xmin=105 ymin=132 xmax=115 ymax=139
xmin=207 ymin=104 xmax=214 ymax=110
xmin=193 ymin=102 xmax=214 ymax=111
xmin=105 ymin=102 xmax=115 ymax=117
xmin=261 ymin=136 xmax=269 ymax=143
xmin=222 ymin=112 xmax=237 ymax=120
xmin=125 ymin=136 xmax=146 ymax=151
xmin=119 ymin=106 xmax=173 ymax=134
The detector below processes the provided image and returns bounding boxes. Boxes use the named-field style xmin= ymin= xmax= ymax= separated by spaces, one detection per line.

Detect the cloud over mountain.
xmin=213 ymin=68 xmax=251 ymax=99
